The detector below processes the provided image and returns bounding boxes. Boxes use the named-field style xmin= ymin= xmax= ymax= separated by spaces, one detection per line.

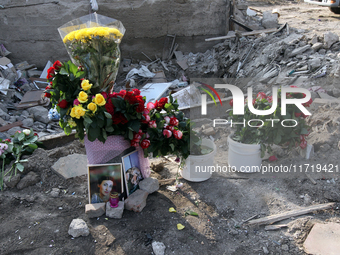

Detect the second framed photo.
xmin=121 ymin=150 xmax=144 ymax=196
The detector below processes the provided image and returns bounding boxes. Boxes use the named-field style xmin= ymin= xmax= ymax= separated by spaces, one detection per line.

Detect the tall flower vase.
xmin=84 ymin=135 xmax=151 ymax=178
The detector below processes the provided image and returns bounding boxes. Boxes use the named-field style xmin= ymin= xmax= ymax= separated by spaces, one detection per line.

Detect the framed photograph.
xmin=121 ymin=150 xmax=144 ymax=196
xmin=88 ymin=163 xmax=124 ymax=204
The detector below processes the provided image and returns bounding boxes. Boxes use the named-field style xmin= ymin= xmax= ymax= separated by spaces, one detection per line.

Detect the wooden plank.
xmin=0 ymin=121 xmax=23 ymax=132
xmin=313 ymin=98 xmax=340 ymax=104
xmin=305 ymin=173 xmax=317 ymax=185
xmin=205 ymin=28 xmax=278 ymax=42
xmin=248 ymin=203 xmax=335 ymax=225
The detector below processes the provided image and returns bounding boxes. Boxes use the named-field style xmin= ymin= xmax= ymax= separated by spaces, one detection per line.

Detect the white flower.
xmin=23 ymin=129 xmax=31 ymax=135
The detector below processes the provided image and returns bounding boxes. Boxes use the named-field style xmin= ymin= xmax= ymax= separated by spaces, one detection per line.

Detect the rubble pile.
xmin=0 ymin=49 xmax=62 ymax=140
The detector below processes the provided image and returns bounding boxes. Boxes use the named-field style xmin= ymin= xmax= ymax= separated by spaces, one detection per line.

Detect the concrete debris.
xmin=139 ymin=177 xmax=159 ymax=194
xmin=85 ymin=203 xmax=105 ymax=218
xmin=262 ymin=11 xmax=278 ymax=29
xmin=323 ymin=31 xmax=339 ymax=49
xmin=68 ymin=219 xmax=90 ymax=238
xmin=152 ymin=241 xmax=166 ymax=255
xmin=106 ymin=201 xmax=124 ymax=219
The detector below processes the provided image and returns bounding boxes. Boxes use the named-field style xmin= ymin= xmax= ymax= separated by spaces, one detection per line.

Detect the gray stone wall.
xmin=0 ymin=0 xmax=229 ymax=69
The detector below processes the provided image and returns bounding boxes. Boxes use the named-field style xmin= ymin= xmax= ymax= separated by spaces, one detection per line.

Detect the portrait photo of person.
xmin=88 ymin=163 xmax=123 ymax=204
xmin=122 ymin=150 xmax=143 ymax=196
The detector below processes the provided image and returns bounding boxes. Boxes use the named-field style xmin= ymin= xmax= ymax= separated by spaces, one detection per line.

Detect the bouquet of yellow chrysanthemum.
xmin=58 ymin=13 xmax=125 ymax=93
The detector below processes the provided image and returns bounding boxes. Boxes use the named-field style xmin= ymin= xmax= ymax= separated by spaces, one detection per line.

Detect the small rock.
xmin=139 ymin=177 xmax=159 ymax=194
xmin=7 ymin=127 xmax=22 ymax=136
xmin=281 ymin=244 xmax=289 ymax=251
xmin=50 ymin=188 xmax=60 ymax=198
xmin=263 ymin=246 xmax=269 ymax=254
xmin=319 ymin=49 xmax=326 ymax=55
xmin=22 ymin=118 xmax=34 ymax=127
xmin=106 ymin=201 xmax=124 ymax=218
xmin=308 ymin=58 xmax=321 ymax=71
xmin=16 ymin=171 xmax=40 ymax=190
xmin=27 ymin=106 xmax=50 ymax=124
xmin=324 ymin=31 xmax=339 ymax=49
xmin=303 ymin=194 xmax=312 ymax=205
xmin=312 ymin=42 xmax=323 ymax=51
xmin=124 ymin=189 xmax=148 ymax=212
xmin=152 ymin=241 xmax=166 ymax=255
xmin=4 ymin=174 xmax=21 ymax=188
xmin=85 ymin=203 xmax=106 ymax=218
xmin=68 ymin=219 xmax=90 ymax=238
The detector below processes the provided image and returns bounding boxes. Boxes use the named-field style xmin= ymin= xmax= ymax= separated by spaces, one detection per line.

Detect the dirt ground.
xmin=1 ymin=1 xmax=340 ymax=255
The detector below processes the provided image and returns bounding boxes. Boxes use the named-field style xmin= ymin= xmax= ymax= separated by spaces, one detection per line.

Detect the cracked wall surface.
xmin=0 ymin=0 xmax=229 ymax=68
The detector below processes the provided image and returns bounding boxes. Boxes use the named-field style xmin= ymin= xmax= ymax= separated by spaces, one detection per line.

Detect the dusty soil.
xmin=1 ymin=1 xmax=340 ymax=255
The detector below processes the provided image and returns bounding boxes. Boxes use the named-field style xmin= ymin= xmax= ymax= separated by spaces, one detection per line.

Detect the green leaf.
xmin=170 ymin=144 xmax=175 ymax=151
xmin=84 ymin=115 xmax=93 ymax=124
xmin=16 ymin=163 xmax=24 ymax=172
xmin=105 ymin=126 xmax=114 ymax=132
xmin=18 ymin=132 xmax=25 ymax=141
xmin=28 ymin=144 xmax=38 ymax=149
xmin=128 ymin=130 xmax=133 ymax=140
xmin=274 ymin=133 xmax=281 ymax=144
xmin=104 ymin=112 xmax=112 ymax=119
xmin=300 ymin=128 xmax=309 ymax=135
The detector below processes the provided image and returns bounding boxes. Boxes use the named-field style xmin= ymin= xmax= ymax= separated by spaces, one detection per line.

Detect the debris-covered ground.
xmin=1 ymin=0 xmax=340 ymax=254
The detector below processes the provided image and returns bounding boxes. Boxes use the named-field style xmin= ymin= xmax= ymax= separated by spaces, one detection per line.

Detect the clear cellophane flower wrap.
xmin=58 ymin=13 xmax=125 ymax=93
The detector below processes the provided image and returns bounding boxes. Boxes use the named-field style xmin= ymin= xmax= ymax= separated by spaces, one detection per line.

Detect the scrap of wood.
xmin=265 ymin=224 xmax=288 ymax=231
xmin=205 ymin=28 xmax=278 ymax=42
xmin=248 ymin=203 xmax=335 ymax=225
xmin=313 ymin=98 xmax=340 ymax=104
xmin=159 ymin=177 xmax=183 ymax=186
xmin=0 ymin=121 xmax=23 ymax=132
xmin=305 ymin=173 xmax=317 ymax=185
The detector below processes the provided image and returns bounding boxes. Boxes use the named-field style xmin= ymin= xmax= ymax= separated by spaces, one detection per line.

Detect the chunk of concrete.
xmin=16 ymin=171 xmax=40 ymax=190
xmin=85 ymin=203 xmax=106 ymax=218
xmin=152 ymin=241 xmax=166 ymax=255
xmin=262 ymin=11 xmax=278 ymax=29
xmin=68 ymin=219 xmax=90 ymax=238
xmin=106 ymin=201 xmax=124 ymax=218
xmin=312 ymin=42 xmax=323 ymax=52
xmin=50 ymin=188 xmax=60 ymax=197
xmin=124 ymin=189 xmax=148 ymax=212
xmin=27 ymin=106 xmax=50 ymax=124
xmin=51 ymin=154 xmax=88 ymax=179
xmin=303 ymin=222 xmax=340 ymax=254
xmin=289 ymin=45 xmax=311 ymax=57
xmin=22 ymin=118 xmax=34 ymax=127
xmin=139 ymin=177 xmax=159 ymax=194
xmin=324 ymin=31 xmax=339 ymax=49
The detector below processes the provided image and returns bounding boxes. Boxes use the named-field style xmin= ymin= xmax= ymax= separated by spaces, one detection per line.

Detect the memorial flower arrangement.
xmin=58 ymin=13 xmax=125 ymax=93
xmin=0 ymin=129 xmax=40 ymax=191
xmin=228 ymin=86 xmax=313 ymax=158
xmin=45 ymin=61 xmax=199 ymax=160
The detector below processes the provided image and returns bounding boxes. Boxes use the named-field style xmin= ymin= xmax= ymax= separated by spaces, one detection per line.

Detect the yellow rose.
xmin=70 ymin=105 xmax=86 ymax=119
xmin=87 ymin=102 xmax=97 ymax=113
xmin=81 ymin=79 xmax=92 ymax=91
xmin=78 ymin=91 xmax=88 ymax=103
xmin=94 ymin=94 xmax=106 ymax=106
